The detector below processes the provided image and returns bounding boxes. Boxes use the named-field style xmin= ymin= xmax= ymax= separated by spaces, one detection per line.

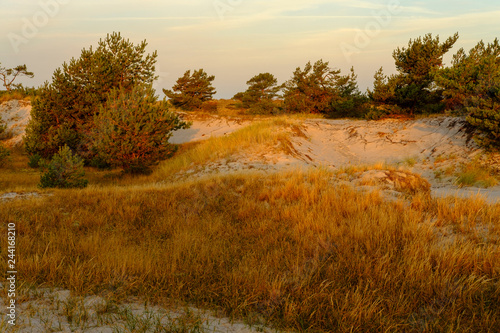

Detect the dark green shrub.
xmin=328 ymin=94 xmax=370 ymax=119
xmin=88 ymin=154 xmax=112 ymax=170
xmin=0 ymin=119 xmax=10 ymax=167
xmin=233 ymin=73 xmax=282 ymax=115
xmin=90 ymin=84 xmax=190 ymax=174
xmin=364 ymin=105 xmax=402 ymax=120
xmin=246 ymin=100 xmax=279 ymax=115
xmin=39 ymin=145 xmax=88 ymax=189
xmin=200 ymin=100 xmax=218 ymax=113
xmin=28 ymin=153 xmax=43 ymax=168
xmin=163 ymin=69 xmax=216 ymax=110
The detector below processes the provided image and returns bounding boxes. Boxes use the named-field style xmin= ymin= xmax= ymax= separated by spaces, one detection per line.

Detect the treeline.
xmin=1 ymin=31 xmax=499 ymax=184
xmin=167 ymin=32 xmax=500 ymax=150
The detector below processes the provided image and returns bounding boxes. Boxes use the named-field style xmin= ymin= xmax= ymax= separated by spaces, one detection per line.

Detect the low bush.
xmin=27 ymin=153 xmax=43 ymax=168
xmin=200 ymin=100 xmax=218 ymax=113
xmin=454 ymin=161 xmax=499 ymax=188
xmin=39 ymin=145 xmax=88 ymax=189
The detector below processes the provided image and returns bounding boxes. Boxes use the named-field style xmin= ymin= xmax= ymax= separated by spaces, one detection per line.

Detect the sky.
xmin=1 ymin=0 xmax=499 ymax=98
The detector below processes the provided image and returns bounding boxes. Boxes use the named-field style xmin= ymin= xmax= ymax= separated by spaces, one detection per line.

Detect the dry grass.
xmin=1 ymin=113 xmax=500 ymax=332
xmin=153 ymin=117 xmax=300 ymax=181
xmin=167 ymin=99 xmax=248 ymax=117
xmin=0 ymin=91 xmax=31 ymax=104
xmin=455 ymin=160 xmax=499 ymax=188
xmin=1 ymin=166 xmax=500 ymax=332
xmin=0 ymin=146 xmax=40 ymax=191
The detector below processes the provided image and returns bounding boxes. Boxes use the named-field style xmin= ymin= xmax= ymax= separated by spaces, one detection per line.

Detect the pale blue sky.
xmin=1 ymin=0 xmax=499 ymax=98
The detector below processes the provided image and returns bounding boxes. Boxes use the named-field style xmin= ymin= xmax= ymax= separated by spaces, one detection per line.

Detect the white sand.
xmin=170 ymin=113 xmax=252 ymax=144
xmin=0 ymin=287 xmax=277 ymax=333
xmin=0 ymin=100 xmax=31 ymax=146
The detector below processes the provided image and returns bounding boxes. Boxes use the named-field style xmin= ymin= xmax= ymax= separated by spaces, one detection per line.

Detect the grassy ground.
xmin=1 ymin=117 xmax=500 ymax=332
xmin=1 ymin=152 xmax=500 ymax=332
xmin=0 ymin=91 xmax=31 ymax=104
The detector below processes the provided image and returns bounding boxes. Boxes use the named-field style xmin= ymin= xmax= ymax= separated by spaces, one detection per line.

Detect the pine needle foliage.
xmin=283 ymin=59 xmax=363 ymax=116
xmin=24 ymin=32 xmax=158 ymax=160
xmin=163 ymin=69 xmax=216 ymax=110
xmin=0 ymin=62 xmax=34 ymax=91
xmin=233 ymin=73 xmax=282 ymax=114
xmin=39 ymin=145 xmax=88 ymax=189
xmin=391 ymin=33 xmax=459 ymax=114
xmin=436 ymin=39 xmax=500 ymax=150
xmin=91 ymin=84 xmax=190 ymax=174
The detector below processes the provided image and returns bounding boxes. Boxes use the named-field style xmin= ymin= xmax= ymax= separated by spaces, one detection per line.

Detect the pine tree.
xmin=90 ymin=84 xmax=190 ymax=174
xmin=392 ymin=33 xmax=459 ymax=113
xmin=163 ymin=69 xmax=216 ymax=110
xmin=436 ymin=39 xmax=500 ymax=149
xmin=24 ymin=32 xmax=158 ymax=160
xmin=283 ymin=60 xmax=363 ymax=116
xmin=233 ymin=73 xmax=281 ymax=114
xmin=367 ymin=67 xmax=397 ymax=105
xmin=0 ymin=63 xmax=34 ymax=91
xmin=283 ymin=60 xmax=338 ymax=114
xmin=39 ymin=145 xmax=88 ymax=188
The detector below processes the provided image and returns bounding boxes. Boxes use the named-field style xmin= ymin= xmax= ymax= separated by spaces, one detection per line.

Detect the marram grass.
xmin=1 ymin=168 xmax=500 ymax=332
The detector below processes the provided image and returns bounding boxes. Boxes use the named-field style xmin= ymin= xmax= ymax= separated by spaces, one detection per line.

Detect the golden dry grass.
xmin=455 ymin=161 xmax=499 ymax=188
xmin=1 ymin=115 xmax=500 ymax=332
xmin=153 ymin=117 xmax=300 ymax=181
xmin=1 ymin=166 xmax=500 ymax=332
xmin=0 ymin=91 xmax=30 ymax=104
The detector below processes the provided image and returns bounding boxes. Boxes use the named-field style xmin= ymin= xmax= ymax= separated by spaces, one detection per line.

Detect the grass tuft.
xmin=455 ymin=161 xmax=499 ymax=188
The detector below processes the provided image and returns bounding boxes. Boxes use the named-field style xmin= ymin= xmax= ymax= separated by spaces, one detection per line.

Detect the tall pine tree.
xmin=436 ymin=39 xmax=500 ymax=149
xmin=24 ymin=32 xmax=157 ymax=160
xmin=392 ymin=33 xmax=459 ymax=114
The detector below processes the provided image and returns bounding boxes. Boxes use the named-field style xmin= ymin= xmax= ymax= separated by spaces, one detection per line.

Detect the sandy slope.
xmin=0 ymin=100 xmax=31 ymax=146
xmin=170 ymin=113 xmax=252 ymax=144
xmin=2 ymin=100 xmax=500 ymax=203
xmin=2 ymin=100 xmax=500 ymax=204
xmin=171 ymin=115 xmax=500 ymax=203
xmin=289 ymin=117 xmax=475 ymax=167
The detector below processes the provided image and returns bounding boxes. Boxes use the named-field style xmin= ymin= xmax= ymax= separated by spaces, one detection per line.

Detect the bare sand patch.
xmin=0 ymin=100 xmax=31 ymax=147
xmin=0 ymin=287 xmax=279 ymax=333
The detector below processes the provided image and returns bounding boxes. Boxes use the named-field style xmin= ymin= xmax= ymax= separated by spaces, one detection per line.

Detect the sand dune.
xmin=2 ymin=101 xmax=499 ymax=203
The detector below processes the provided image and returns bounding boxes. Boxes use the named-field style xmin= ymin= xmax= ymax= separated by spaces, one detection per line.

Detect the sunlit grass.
xmin=1 ymin=109 xmax=500 ymax=332
xmin=455 ymin=160 xmax=499 ymax=188
xmin=1 ymin=167 xmax=499 ymax=332
xmin=0 ymin=91 xmax=31 ymax=104
xmin=153 ymin=117 xmax=300 ymax=181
